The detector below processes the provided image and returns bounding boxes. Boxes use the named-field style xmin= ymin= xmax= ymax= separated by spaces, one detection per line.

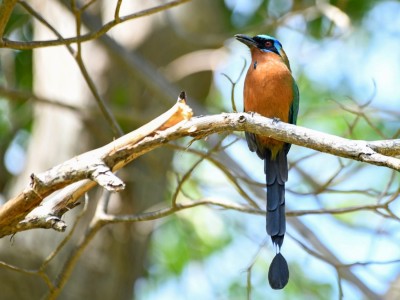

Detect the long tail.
xmin=264 ymin=149 xmax=289 ymax=289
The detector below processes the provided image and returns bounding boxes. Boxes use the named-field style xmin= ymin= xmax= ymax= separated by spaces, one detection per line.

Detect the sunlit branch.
xmin=0 ymin=105 xmax=399 ymax=237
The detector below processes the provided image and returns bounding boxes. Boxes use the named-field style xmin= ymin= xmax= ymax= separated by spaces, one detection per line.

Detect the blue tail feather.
xmin=265 ymin=149 xmax=287 ymax=246
xmin=264 ymin=149 xmax=289 ymax=289
xmin=244 ymin=132 xmax=290 ymax=289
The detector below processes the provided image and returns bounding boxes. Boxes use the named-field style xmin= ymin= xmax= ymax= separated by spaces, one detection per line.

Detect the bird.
xmin=235 ymin=34 xmax=299 ymax=289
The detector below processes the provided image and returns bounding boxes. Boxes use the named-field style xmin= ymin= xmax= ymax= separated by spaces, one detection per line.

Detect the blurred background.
xmin=0 ymin=0 xmax=399 ymax=299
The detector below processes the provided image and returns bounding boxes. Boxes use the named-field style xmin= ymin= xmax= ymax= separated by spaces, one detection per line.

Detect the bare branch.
xmin=0 ymin=101 xmax=397 ymax=237
xmin=288 ymin=219 xmax=380 ymax=299
xmin=0 ymin=96 xmax=192 ymax=237
xmin=368 ymin=139 xmax=400 ymax=156
xmin=18 ymin=0 xmax=123 ymax=136
xmin=46 ymin=215 xmax=103 ymax=299
xmin=0 ymin=0 xmax=191 ymax=49
xmin=167 ymin=144 xmax=261 ymax=208
xmin=221 ymin=57 xmax=247 ymax=112
xmin=0 ymin=85 xmax=82 ymax=112
xmin=114 ymin=0 xmax=123 ymax=22
xmin=99 ymin=198 xmax=262 ymax=224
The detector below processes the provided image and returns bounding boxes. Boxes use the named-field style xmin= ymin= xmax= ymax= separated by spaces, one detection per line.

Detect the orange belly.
xmin=244 ymin=50 xmax=293 ymax=154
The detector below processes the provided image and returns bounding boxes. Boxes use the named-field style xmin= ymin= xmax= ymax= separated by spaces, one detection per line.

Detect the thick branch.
xmin=0 ymin=108 xmax=398 ymax=237
xmin=0 ymin=96 xmax=192 ymax=237
xmin=176 ymin=113 xmax=399 ymax=169
xmin=368 ymin=139 xmax=400 ymax=157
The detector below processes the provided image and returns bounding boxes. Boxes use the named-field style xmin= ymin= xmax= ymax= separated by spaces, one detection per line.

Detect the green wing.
xmin=289 ymin=79 xmax=299 ymax=126
xmin=284 ymin=78 xmax=299 ymax=154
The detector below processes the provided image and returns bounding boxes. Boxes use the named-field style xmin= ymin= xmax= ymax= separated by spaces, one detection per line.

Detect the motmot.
xmin=235 ymin=34 xmax=299 ymax=289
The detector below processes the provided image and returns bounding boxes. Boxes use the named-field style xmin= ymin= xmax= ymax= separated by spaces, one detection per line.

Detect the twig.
xmin=99 ymin=198 xmax=262 ymax=224
xmin=287 ymin=220 xmax=380 ymax=299
xmin=81 ymin=0 xmax=97 ymax=12
xmin=40 ymin=194 xmax=90 ymax=271
xmin=167 ymin=144 xmax=260 ymax=208
xmin=19 ymin=0 xmax=123 ymax=136
xmin=46 ymin=216 xmax=104 ymax=299
xmin=0 ymin=86 xmax=82 ymax=112
xmin=0 ymin=0 xmax=192 ymax=49
xmin=221 ymin=57 xmax=247 ymax=112
xmin=114 ymin=0 xmax=123 ymax=22
xmin=172 ymin=157 xmax=206 ymax=207
xmin=18 ymin=1 xmax=74 ymax=55
xmin=245 ymin=239 xmax=267 ymax=300
xmin=171 ymin=136 xmax=231 ymax=207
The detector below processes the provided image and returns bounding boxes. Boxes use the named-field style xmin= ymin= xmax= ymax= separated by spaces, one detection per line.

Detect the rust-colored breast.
xmin=244 ymin=49 xmax=293 ymax=153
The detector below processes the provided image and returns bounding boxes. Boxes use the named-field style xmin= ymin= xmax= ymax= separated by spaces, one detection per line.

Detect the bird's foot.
xmin=247 ymin=111 xmax=259 ymax=117
xmin=272 ymin=117 xmax=281 ymax=125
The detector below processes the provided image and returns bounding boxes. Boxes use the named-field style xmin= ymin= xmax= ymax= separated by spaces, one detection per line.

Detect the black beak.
xmin=235 ymin=34 xmax=257 ymax=48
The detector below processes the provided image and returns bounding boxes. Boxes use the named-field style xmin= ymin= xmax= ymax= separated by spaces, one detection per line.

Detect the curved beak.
xmin=234 ymin=34 xmax=257 ymax=48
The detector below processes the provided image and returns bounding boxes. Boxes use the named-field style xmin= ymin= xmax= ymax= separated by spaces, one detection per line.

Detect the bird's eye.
xmin=265 ymin=40 xmax=273 ymax=48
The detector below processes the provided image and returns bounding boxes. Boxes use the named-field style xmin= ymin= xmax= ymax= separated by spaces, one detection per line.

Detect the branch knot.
xmin=238 ymin=114 xmax=246 ymax=123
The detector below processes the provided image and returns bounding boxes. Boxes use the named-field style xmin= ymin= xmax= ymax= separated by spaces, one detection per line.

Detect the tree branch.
xmin=0 ymin=100 xmax=398 ymax=237
xmin=0 ymin=95 xmax=192 ymax=237
xmin=17 ymin=0 xmax=123 ymax=137
xmin=368 ymin=139 xmax=400 ymax=157
xmin=0 ymin=0 xmax=191 ymax=49
xmin=0 ymin=85 xmax=83 ymax=112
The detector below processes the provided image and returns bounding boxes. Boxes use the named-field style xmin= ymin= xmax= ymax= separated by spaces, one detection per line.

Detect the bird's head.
xmin=235 ymin=34 xmax=290 ymax=69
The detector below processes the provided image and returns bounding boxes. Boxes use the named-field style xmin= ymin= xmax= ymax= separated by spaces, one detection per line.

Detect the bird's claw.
xmin=272 ymin=117 xmax=281 ymax=124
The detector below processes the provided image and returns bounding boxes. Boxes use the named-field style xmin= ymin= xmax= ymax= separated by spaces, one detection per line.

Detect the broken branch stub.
xmin=0 ymin=93 xmax=193 ymax=237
